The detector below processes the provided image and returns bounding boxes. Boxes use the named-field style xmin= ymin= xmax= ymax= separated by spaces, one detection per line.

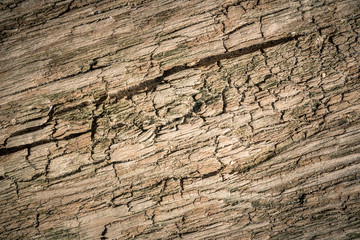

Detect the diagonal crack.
xmin=112 ymin=34 xmax=301 ymax=100
xmin=0 ymin=130 xmax=91 ymax=156
xmin=0 ymin=34 xmax=301 ymax=157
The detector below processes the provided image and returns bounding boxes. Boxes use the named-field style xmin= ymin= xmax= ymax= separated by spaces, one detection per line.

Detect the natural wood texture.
xmin=1 ymin=0 xmax=360 ymax=239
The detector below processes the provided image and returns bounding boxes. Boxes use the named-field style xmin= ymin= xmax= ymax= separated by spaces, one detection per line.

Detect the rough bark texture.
xmin=1 ymin=0 xmax=360 ymax=239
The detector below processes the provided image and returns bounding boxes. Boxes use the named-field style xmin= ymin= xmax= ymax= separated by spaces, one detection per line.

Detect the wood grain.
xmin=0 ymin=0 xmax=359 ymax=239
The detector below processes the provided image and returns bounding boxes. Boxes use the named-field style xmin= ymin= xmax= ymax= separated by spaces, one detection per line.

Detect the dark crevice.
xmin=114 ymin=34 xmax=300 ymax=100
xmin=113 ymin=65 xmax=190 ymax=100
xmin=89 ymin=59 xmax=98 ymax=71
xmin=2 ymin=96 xmax=104 ymax=148
xmin=20 ymin=172 xmax=44 ymax=182
xmin=221 ymin=88 xmax=227 ymax=114
xmin=0 ymin=130 xmax=90 ymax=156
xmin=53 ymin=101 xmax=91 ymax=116
xmin=100 ymin=224 xmax=108 ymax=240
xmin=226 ymin=22 xmax=254 ymax=36
xmin=4 ymin=174 xmax=21 ymax=199
xmin=47 ymin=167 xmax=82 ymax=181
xmin=0 ymin=34 xmax=300 ymax=157
xmin=24 ymin=147 xmax=36 ymax=170
xmin=194 ymin=35 xmax=300 ymax=67
xmin=34 ymin=212 xmax=40 ymax=228
xmin=193 ymin=102 xmax=203 ymax=113
xmin=298 ymin=193 xmax=306 ymax=205
xmin=4 ymin=103 xmax=55 ymax=144
xmin=201 ymin=166 xmax=225 ymax=179
xmin=260 ymin=7 xmax=290 ymax=18
xmin=56 ymin=0 xmax=75 ymax=18
xmin=5 ymin=121 xmax=50 ymax=140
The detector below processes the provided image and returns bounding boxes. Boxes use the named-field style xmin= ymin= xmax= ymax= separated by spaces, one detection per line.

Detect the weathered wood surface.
xmin=0 ymin=0 xmax=360 ymax=239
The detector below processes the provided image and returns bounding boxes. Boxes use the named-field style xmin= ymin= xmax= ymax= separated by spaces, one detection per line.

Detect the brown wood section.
xmin=0 ymin=0 xmax=359 ymax=239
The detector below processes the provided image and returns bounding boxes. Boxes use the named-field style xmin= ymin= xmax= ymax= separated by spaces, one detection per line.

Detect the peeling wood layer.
xmin=0 ymin=0 xmax=360 ymax=239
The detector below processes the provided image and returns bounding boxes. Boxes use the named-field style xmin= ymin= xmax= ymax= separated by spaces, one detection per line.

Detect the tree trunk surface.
xmin=0 ymin=0 xmax=359 ymax=239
